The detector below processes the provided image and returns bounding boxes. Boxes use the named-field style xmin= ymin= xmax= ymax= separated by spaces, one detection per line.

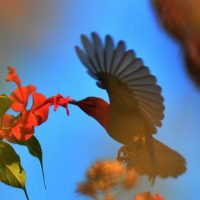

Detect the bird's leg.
xmin=117 ymin=146 xmax=128 ymax=161
xmin=117 ymin=145 xmax=134 ymax=162
xmin=117 ymin=135 xmax=146 ymax=162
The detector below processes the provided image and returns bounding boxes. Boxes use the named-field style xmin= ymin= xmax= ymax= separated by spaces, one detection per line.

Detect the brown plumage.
xmin=152 ymin=0 xmax=200 ymax=88
xmin=71 ymin=32 xmax=186 ymax=182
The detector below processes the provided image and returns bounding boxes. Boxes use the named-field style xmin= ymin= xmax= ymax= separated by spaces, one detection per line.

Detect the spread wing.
xmin=75 ymin=32 xmax=164 ymax=133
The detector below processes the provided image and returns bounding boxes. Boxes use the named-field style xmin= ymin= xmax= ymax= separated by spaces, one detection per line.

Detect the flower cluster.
xmin=77 ymin=160 xmax=138 ymax=199
xmin=77 ymin=160 xmax=165 ymax=200
xmin=134 ymin=191 xmax=164 ymax=200
xmin=0 ymin=67 xmax=72 ymax=142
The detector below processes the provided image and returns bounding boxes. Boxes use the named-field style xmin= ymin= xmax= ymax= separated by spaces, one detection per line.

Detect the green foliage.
xmin=0 ymin=94 xmax=13 ymax=117
xmin=0 ymin=141 xmax=28 ymax=199
xmin=17 ymin=136 xmax=46 ymax=188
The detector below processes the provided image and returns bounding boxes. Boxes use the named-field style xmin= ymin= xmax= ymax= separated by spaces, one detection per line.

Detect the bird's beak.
xmin=68 ymin=99 xmax=89 ymax=107
xmin=69 ymin=99 xmax=89 ymax=112
xmin=68 ymin=99 xmax=80 ymax=105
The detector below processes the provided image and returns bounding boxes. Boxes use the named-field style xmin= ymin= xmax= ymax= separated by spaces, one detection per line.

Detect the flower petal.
xmin=11 ymin=117 xmax=34 ymax=141
xmin=0 ymin=130 xmax=16 ymax=143
xmin=1 ymin=114 xmax=15 ymax=126
xmin=0 ymin=114 xmax=16 ymax=143
xmin=53 ymin=94 xmax=72 ymax=115
xmin=30 ymin=92 xmax=51 ymax=126
xmin=6 ymin=66 xmax=21 ymax=87
xmin=10 ymin=85 xmax=36 ymax=112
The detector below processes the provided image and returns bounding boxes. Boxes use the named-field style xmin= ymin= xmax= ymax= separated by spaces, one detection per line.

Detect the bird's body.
xmin=77 ymin=96 xmax=147 ymax=145
xmin=108 ymin=108 xmax=147 ymax=144
xmin=71 ymin=32 xmax=186 ymax=181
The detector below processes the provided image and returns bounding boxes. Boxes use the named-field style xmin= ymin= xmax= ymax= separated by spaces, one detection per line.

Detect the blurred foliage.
xmin=134 ymin=191 xmax=163 ymax=200
xmin=152 ymin=0 xmax=200 ymax=88
xmin=77 ymin=160 xmax=138 ymax=199
xmin=77 ymin=160 xmax=164 ymax=200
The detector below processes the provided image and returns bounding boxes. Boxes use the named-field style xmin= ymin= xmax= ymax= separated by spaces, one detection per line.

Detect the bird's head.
xmin=69 ymin=97 xmax=111 ymax=129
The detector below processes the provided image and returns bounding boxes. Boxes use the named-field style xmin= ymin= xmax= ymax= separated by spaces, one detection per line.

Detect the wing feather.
xmin=75 ymin=46 xmax=97 ymax=74
xmin=76 ymin=32 xmax=164 ymax=132
xmin=81 ymin=35 xmax=99 ymax=72
xmin=105 ymin=35 xmax=114 ymax=73
xmin=110 ymin=41 xmax=126 ymax=75
xmin=92 ymin=32 xmax=104 ymax=72
xmin=119 ymin=58 xmax=144 ymax=80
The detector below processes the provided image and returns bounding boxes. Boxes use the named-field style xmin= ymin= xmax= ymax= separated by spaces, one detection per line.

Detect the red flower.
xmin=10 ymin=85 xmax=36 ymax=112
xmin=6 ymin=66 xmax=36 ymax=112
xmin=10 ymin=92 xmax=52 ymax=141
xmin=53 ymin=93 xmax=72 ymax=115
xmin=1 ymin=67 xmax=72 ymax=142
xmin=28 ymin=92 xmax=51 ymax=126
xmin=11 ymin=111 xmax=35 ymax=141
xmin=4 ymin=67 xmax=47 ymax=141
xmin=1 ymin=93 xmax=51 ymax=141
xmin=0 ymin=112 xmax=35 ymax=142
xmin=0 ymin=114 xmax=16 ymax=143
xmin=6 ymin=66 xmax=21 ymax=87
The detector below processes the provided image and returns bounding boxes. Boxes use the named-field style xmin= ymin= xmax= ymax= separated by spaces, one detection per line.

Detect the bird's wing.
xmin=75 ymin=32 xmax=164 ymax=131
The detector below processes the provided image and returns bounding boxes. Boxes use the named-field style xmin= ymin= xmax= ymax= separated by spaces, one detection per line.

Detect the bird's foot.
xmin=117 ymin=145 xmax=134 ymax=162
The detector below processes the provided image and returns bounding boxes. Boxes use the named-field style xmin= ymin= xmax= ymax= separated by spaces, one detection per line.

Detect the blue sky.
xmin=0 ymin=0 xmax=200 ymax=199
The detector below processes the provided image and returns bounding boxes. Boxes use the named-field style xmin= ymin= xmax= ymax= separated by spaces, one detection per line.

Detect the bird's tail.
xmin=127 ymin=137 xmax=186 ymax=183
xmin=145 ymin=134 xmax=157 ymax=184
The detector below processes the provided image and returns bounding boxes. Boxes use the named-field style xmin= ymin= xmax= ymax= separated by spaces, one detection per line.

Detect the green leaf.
xmin=0 ymin=94 xmax=13 ymax=117
xmin=17 ymin=136 xmax=46 ymax=188
xmin=0 ymin=141 xmax=29 ymax=200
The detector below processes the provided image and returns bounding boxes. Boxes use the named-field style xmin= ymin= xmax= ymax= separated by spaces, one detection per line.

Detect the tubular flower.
xmin=10 ymin=85 xmax=36 ymax=112
xmin=29 ymin=92 xmax=51 ymax=126
xmin=6 ymin=66 xmax=36 ymax=112
xmin=10 ymin=111 xmax=35 ymax=141
xmin=4 ymin=67 xmax=49 ymax=140
xmin=6 ymin=66 xmax=21 ymax=87
xmin=53 ymin=93 xmax=72 ymax=115
xmin=8 ymin=92 xmax=72 ymax=141
xmin=7 ymin=92 xmax=51 ymax=141
xmin=0 ymin=67 xmax=72 ymax=142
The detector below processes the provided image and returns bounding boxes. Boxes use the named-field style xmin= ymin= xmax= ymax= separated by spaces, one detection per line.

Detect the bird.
xmin=69 ymin=32 xmax=186 ymax=182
